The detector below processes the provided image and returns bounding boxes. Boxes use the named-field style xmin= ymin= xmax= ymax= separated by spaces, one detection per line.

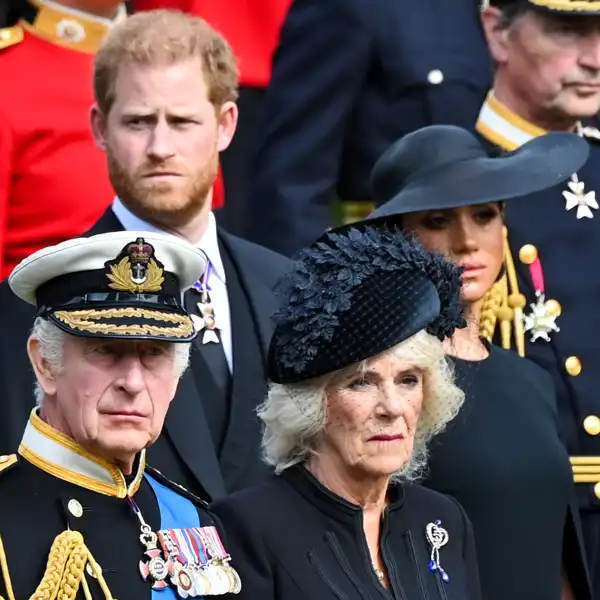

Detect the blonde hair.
xmin=260 ymin=330 xmax=465 ymax=483
xmin=94 ymin=10 xmax=239 ymax=115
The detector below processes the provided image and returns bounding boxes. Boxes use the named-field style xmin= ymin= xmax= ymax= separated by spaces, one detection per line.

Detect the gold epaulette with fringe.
xmin=0 ymin=529 xmax=117 ymax=600
xmin=0 ymin=25 xmax=24 ymax=52
xmin=479 ymin=227 xmax=526 ymax=356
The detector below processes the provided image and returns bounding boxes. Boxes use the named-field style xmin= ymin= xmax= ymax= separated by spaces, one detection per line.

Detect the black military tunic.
xmin=476 ymin=91 xmax=600 ymax=590
xmin=0 ymin=410 xmax=240 ymax=600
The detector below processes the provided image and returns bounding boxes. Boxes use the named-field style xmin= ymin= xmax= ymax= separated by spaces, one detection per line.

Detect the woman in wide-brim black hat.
xmin=364 ymin=125 xmax=592 ymax=600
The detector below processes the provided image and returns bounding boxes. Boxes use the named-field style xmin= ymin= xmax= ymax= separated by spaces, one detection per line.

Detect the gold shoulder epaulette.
xmin=0 ymin=25 xmax=24 ymax=51
xmin=0 ymin=455 xmax=18 ymax=474
xmin=581 ymin=125 xmax=600 ymax=143
xmin=479 ymin=227 xmax=526 ymax=356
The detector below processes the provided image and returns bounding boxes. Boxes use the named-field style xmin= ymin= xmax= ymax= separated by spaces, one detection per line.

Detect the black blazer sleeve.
xmin=245 ymin=0 xmax=370 ymax=256
xmin=214 ymin=499 xmax=276 ymax=600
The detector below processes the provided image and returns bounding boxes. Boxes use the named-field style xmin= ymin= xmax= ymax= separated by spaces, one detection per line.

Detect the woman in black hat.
xmin=212 ymin=225 xmax=482 ymax=599
xmin=365 ymin=125 xmax=592 ymax=600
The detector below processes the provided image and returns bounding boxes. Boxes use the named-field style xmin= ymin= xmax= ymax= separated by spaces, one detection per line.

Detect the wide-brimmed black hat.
xmin=268 ymin=225 xmax=466 ymax=384
xmin=484 ymin=0 xmax=600 ymax=16
xmin=365 ymin=125 xmax=589 ymax=222
xmin=9 ymin=231 xmax=207 ymax=342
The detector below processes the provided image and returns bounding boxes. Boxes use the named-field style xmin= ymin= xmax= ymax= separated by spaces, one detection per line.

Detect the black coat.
xmin=477 ymin=128 xmax=600 ymax=592
xmin=0 ymin=208 xmax=291 ymax=501
xmin=244 ymin=0 xmax=492 ymax=256
xmin=0 ymin=455 xmax=227 ymax=600
xmin=422 ymin=345 xmax=592 ymax=600
xmin=212 ymin=465 xmax=482 ymax=600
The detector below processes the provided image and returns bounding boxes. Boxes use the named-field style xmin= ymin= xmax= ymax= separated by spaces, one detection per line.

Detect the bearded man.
xmin=0 ymin=9 xmax=290 ymax=501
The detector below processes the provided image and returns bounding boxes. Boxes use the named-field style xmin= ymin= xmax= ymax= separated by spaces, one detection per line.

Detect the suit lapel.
xmin=82 ymin=207 xmax=125 ymax=236
xmin=217 ymin=231 xmax=278 ymax=358
xmin=215 ymin=234 xmax=273 ymax=489
xmin=162 ymin=369 xmax=226 ymax=500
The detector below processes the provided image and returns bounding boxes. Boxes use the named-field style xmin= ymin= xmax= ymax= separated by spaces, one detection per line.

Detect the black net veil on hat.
xmin=268 ymin=225 xmax=467 ymax=384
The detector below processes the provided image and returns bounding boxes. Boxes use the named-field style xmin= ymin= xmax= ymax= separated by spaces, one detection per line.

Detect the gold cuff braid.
xmin=479 ymin=227 xmax=526 ymax=357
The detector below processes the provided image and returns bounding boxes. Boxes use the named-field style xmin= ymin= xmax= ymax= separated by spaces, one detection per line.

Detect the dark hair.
xmin=496 ymin=2 xmax=530 ymax=29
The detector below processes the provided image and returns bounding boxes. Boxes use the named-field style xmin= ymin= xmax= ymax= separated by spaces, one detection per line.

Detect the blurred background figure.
xmin=241 ymin=0 xmax=493 ymax=256
xmin=132 ymin=0 xmax=293 ymax=232
xmin=0 ymin=0 xmax=126 ymax=280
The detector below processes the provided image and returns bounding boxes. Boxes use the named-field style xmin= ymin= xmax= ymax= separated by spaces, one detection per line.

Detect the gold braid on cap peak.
xmin=0 ymin=530 xmax=116 ymax=600
xmin=529 ymin=0 xmax=600 ymax=12
xmin=479 ymin=227 xmax=526 ymax=357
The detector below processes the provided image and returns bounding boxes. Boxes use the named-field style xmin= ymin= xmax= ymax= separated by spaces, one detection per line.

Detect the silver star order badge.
xmin=523 ymin=291 xmax=560 ymax=343
xmin=562 ymin=178 xmax=598 ymax=219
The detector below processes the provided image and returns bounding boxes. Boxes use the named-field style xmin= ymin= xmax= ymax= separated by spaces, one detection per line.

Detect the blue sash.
xmin=145 ymin=473 xmax=203 ymax=600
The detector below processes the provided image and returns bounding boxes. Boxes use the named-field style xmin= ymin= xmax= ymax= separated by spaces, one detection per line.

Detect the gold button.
xmin=584 ymin=416 xmax=600 ymax=436
xmin=519 ymin=244 xmax=538 ymax=265
xmin=594 ymin=482 xmax=600 ymax=500
xmin=566 ymin=356 xmax=582 ymax=376
xmin=545 ymin=299 xmax=562 ymax=317
xmin=427 ymin=69 xmax=444 ymax=85
xmin=68 ymin=499 xmax=83 ymax=518
xmin=0 ymin=456 xmax=9 ymax=464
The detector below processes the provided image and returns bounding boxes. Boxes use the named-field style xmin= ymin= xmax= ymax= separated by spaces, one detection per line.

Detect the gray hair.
xmin=259 ymin=329 xmax=465 ymax=483
xmin=30 ymin=317 xmax=191 ymax=405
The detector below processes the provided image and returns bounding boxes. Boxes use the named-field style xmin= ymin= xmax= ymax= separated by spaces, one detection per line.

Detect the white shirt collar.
xmin=475 ymin=90 xmax=546 ymax=151
xmin=111 ymin=197 xmax=226 ymax=283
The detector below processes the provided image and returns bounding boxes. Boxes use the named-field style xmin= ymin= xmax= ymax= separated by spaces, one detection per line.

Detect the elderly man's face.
xmin=486 ymin=10 xmax=600 ymax=121
xmin=40 ymin=336 xmax=180 ymax=470
xmin=319 ymin=353 xmax=424 ymax=480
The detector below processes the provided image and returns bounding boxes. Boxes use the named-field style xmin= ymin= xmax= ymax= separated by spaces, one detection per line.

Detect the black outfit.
xmin=244 ymin=0 xmax=492 ymax=255
xmin=212 ymin=465 xmax=481 ymax=600
xmin=0 ymin=207 xmax=291 ymax=501
xmin=0 ymin=456 xmax=224 ymax=600
xmin=422 ymin=345 xmax=591 ymax=600
xmin=477 ymin=127 xmax=600 ymax=593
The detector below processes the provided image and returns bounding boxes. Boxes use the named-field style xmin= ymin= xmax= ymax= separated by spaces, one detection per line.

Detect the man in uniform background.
xmin=0 ymin=0 xmax=126 ymax=279
xmin=478 ymin=0 xmax=600 ymax=593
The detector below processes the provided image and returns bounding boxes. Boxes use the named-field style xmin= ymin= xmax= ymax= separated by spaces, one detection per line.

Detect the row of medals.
xmin=141 ymin=527 xmax=241 ymax=596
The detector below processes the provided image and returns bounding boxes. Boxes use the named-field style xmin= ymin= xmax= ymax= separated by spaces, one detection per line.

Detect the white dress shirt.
xmin=112 ymin=198 xmax=233 ymax=371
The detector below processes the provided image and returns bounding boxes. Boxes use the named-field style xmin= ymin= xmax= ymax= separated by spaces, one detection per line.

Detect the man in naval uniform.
xmin=0 ymin=10 xmax=291 ymax=501
xmin=478 ymin=0 xmax=600 ymax=592
xmin=0 ymin=231 xmax=241 ymax=599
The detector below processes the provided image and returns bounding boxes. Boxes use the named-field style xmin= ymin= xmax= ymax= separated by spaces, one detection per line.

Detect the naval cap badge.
xmin=105 ymin=237 xmax=165 ymax=294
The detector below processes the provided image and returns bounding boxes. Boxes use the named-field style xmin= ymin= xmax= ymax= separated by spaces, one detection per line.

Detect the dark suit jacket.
xmin=212 ymin=465 xmax=482 ymax=600
xmin=0 ymin=208 xmax=291 ymax=502
xmin=244 ymin=0 xmax=492 ymax=256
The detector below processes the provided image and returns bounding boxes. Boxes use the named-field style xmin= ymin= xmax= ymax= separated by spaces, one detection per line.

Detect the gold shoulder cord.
xmin=0 ymin=531 xmax=116 ymax=600
xmin=479 ymin=227 xmax=526 ymax=357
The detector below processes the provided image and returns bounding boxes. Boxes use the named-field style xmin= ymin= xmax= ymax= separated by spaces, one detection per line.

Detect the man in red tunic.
xmin=132 ymin=0 xmax=292 ymax=235
xmin=0 ymin=0 xmax=125 ymax=279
